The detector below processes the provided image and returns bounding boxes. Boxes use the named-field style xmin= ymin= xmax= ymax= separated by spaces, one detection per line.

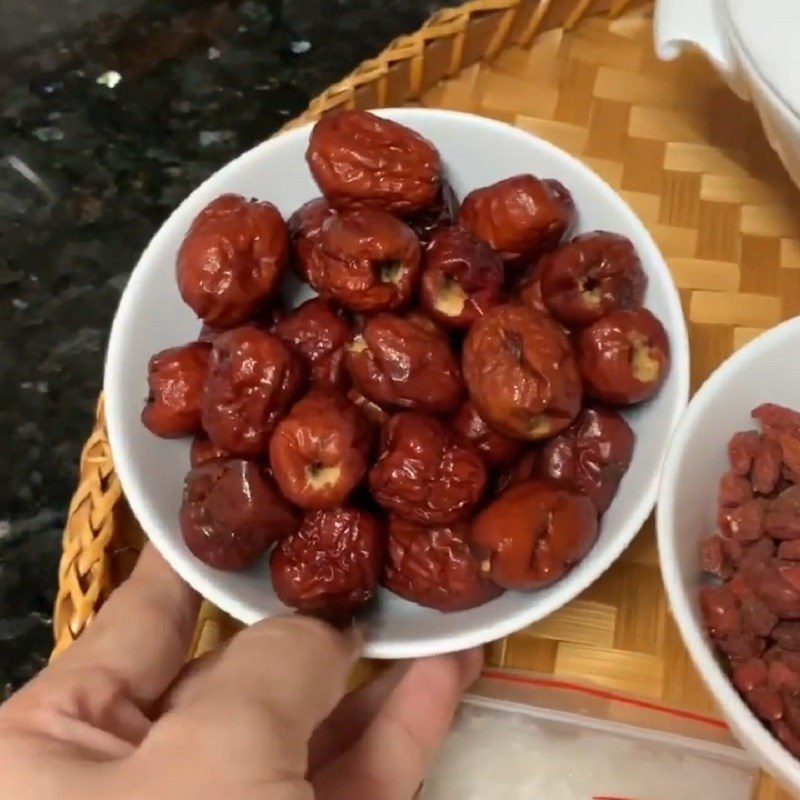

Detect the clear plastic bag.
xmin=420 ymin=670 xmax=756 ymax=800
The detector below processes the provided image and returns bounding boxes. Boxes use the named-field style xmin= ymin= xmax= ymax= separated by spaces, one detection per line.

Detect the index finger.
xmin=141 ymin=616 xmax=360 ymax=784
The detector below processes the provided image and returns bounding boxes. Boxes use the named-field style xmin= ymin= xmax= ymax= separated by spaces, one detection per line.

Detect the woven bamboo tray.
xmin=54 ymin=1 xmax=800 ymax=796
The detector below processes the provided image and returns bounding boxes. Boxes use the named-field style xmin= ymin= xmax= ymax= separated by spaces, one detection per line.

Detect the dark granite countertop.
xmin=0 ymin=0 xmax=448 ymax=696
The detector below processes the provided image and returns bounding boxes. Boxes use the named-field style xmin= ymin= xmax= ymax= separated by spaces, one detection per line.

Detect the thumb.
xmin=133 ymin=616 xmax=360 ymax=795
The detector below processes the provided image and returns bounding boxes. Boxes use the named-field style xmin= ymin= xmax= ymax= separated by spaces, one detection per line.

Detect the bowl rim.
xmin=657 ymin=315 xmax=800 ymax=787
xmin=105 ymin=107 xmax=691 ymax=659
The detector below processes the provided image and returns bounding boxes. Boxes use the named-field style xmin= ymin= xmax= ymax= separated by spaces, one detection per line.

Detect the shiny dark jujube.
xmin=274 ymin=298 xmax=352 ymax=391
xmin=346 ymin=313 xmax=463 ymax=414
xmin=287 ymin=197 xmax=334 ymax=281
xmin=201 ymin=326 xmax=305 ymax=457
xmin=452 ymin=400 xmax=524 ymax=469
xmin=176 ymin=194 xmax=289 ymax=328
xmin=576 ymin=308 xmax=670 ymax=405
xmin=405 ymin=182 xmax=459 ymax=247
xmin=540 ymin=231 xmax=647 ymax=327
xmin=471 ymin=479 xmax=598 ymax=590
xmin=419 ymin=227 xmax=505 ymax=329
xmin=539 ymin=405 xmax=635 ymax=513
xmin=459 ymin=175 xmax=575 ymax=264
xmin=190 ymin=435 xmax=231 ymax=467
xmin=384 ymin=516 xmax=503 ymax=611
xmin=269 ymin=391 xmax=371 ymax=509
xmin=180 ymin=459 xmax=299 ymax=571
xmin=463 ymin=304 xmax=582 ymax=440
xmin=369 ymin=412 xmax=487 ymax=524
xmin=270 ymin=508 xmax=385 ymax=617
xmin=306 ymin=109 xmax=441 ymax=215
xmin=142 ymin=341 xmax=211 ymax=438
xmin=307 ymin=209 xmax=421 ymax=312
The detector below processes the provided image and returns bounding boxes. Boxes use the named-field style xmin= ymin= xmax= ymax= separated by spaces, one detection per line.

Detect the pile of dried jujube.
xmin=141 ymin=110 xmax=671 ymax=619
xmin=701 ymin=403 xmax=800 ymax=756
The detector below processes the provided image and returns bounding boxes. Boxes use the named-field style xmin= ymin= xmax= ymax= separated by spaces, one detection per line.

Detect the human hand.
xmin=0 ymin=546 xmax=481 ymax=800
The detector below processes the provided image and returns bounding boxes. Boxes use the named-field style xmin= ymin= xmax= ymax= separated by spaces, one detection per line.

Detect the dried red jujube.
xmin=384 ymin=516 xmax=503 ymax=611
xmin=142 ymin=341 xmax=211 ymax=438
xmin=176 ymin=194 xmax=288 ymax=328
xmin=540 ymin=231 xmax=646 ymax=327
xmin=463 ymin=303 xmax=582 ymax=440
xmin=538 ymin=405 xmax=635 ymax=513
xmin=419 ymin=227 xmax=504 ymax=329
xmin=369 ymin=412 xmax=487 ymax=524
xmin=180 ymin=459 xmax=299 ymax=571
xmin=274 ymin=298 xmax=352 ymax=391
xmin=269 ymin=391 xmax=371 ymax=509
xmin=307 ymin=209 xmax=421 ymax=312
xmin=471 ymin=479 xmax=598 ymax=590
xmin=287 ymin=197 xmax=334 ymax=281
xmin=201 ymin=325 xmax=305 ymax=457
xmin=346 ymin=313 xmax=464 ymax=414
xmin=306 ymin=109 xmax=441 ymax=215
xmin=576 ymin=308 xmax=670 ymax=406
xmin=459 ymin=175 xmax=575 ymax=264
xmin=270 ymin=507 xmax=384 ymax=617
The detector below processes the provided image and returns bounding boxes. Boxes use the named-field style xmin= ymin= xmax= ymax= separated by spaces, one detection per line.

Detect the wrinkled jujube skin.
xmin=287 ymin=197 xmax=334 ymax=281
xmin=463 ymin=303 xmax=582 ymax=440
xmin=274 ymin=298 xmax=352 ymax=391
xmin=540 ymin=231 xmax=647 ymax=327
xmin=180 ymin=459 xmax=299 ymax=571
xmin=369 ymin=412 xmax=487 ymax=524
xmin=471 ymin=479 xmax=599 ymax=590
xmin=142 ymin=341 xmax=211 ymax=438
xmin=405 ymin=182 xmax=459 ymax=247
xmin=539 ymin=405 xmax=635 ymax=513
xmin=419 ymin=227 xmax=505 ymax=329
xmin=452 ymin=400 xmax=524 ymax=469
xmin=384 ymin=516 xmax=503 ymax=611
xmin=306 ymin=109 xmax=441 ymax=215
xmin=459 ymin=175 xmax=575 ymax=264
xmin=576 ymin=308 xmax=670 ymax=406
xmin=176 ymin=194 xmax=289 ymax=328
xmin=270 ymin=507 xmax=384 ymax=618
xmin=346 ymin=313 xmax=464 ymax=414
xmin=190 ymin=435 xmax=231 ymax=467
xmin=307 ymin=209 xmax=421 ymax=312
xmin=269 ymin=391 xmax=371 ymax=509
xmin=201 ymin=326 xmax=305 ymax=457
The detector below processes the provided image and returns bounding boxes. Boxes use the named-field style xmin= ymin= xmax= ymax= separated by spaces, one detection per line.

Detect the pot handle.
xmin=653 ymin=0 xmax=748 ymax=98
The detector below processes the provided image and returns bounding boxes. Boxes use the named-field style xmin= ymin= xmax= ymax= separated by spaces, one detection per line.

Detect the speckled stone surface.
xmin=0 ymin=0 xmax=448 ymax=695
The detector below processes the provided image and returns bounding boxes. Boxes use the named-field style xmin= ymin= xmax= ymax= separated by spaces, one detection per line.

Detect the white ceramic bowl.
xmin=658 ymin=317 xmax=800 ymax=792
xmin=105 ymin=108 xmax=689 ymax=659
xmin=655 ymin=0 xmax=800 ymax=191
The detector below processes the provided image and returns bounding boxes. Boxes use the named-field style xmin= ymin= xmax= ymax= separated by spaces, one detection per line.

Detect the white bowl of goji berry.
xmin=658 ymin=315 xmax=800 ymax=794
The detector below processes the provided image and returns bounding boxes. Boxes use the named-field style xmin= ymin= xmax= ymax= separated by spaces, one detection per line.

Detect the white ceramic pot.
xmin=654 ymin=0 xmax=800 ymax=190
